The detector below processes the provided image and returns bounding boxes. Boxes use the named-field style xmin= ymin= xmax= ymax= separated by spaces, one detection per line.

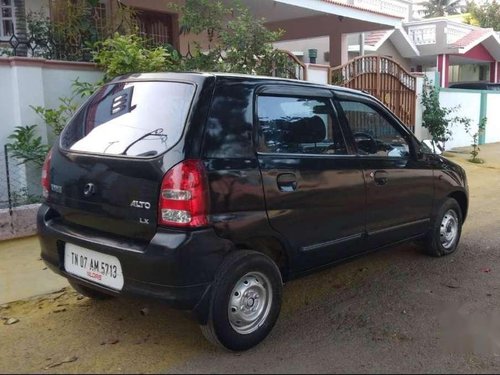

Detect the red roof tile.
xmin=364 ymin=30 xmax=391 ymax=46
xmin=452 ymin=29 xmax=491 ymax=49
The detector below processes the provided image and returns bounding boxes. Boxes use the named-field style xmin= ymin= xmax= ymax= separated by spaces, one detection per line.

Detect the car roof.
xmin=111 ymin=71 xmax=369 ymax=97
xmin=450 ymin=81 xmax=500 ymax=87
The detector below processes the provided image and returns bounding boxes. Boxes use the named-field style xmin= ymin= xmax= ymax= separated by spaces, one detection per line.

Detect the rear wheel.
xmin=423 ymin=198 xmax=463 ymax=257
xmin=69 ymin=280 xmax=114 ymax=300
xmin=200 ymin=251 xmax=282 ymax=351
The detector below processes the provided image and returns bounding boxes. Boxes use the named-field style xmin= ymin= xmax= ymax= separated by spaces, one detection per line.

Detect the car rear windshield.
xmin=60 ymin=81 xmax=196 ymax=157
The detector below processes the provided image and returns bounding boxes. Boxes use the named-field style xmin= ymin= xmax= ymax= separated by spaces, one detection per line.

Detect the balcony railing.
xmin=353 ymin=0 xmax=411 ymax=19
xmin=325 ymin=0 xmax=411 ymax=20
xmin=408 ymin=25 xmax=437 ymax=45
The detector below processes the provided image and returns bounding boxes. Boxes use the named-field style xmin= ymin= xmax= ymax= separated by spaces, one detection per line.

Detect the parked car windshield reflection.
xmin=63 ymin=81 xmax=195 ymax=157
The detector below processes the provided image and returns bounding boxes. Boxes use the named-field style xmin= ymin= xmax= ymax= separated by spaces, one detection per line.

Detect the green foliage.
xmin=72 ymin=78 xmax=101 ymax=99
xmin=219 ymin=4 xmax=285 ymax=75
xmin=26 ymin=11 xmax=51 ymax=38
xmin=421 ymin=79 xmax=469 ymax=144
xmin=6 ymin=125 xmax=50 ymax=166
xmin=465 ymin=0 xmax=500 ymax=30
xmin=171 ymin=0 xmax=294 ymax=77
xmin=92 ymin=33 xmax=181 ymax=80
xmin=10 ymin=187 xmax=43 ymax=206
xmin=173 ymin=0 xmax=230 ymax=42
xmin=24 ymin=2 xmax=138 ymax=61
xmin=0 ymin=47 xmax=13 ymax=57
xmin=31 ymin=97 xmax=77 ymax=136
xmin=25 ymin=11 xmax=54 ymax=58
xmin=421 ymin=81 xmax=453 ymax=142
xmin=464 ymin=117 xmax=487 ymax=163
xmin=422 ymin=0 xmax=463 ymax=17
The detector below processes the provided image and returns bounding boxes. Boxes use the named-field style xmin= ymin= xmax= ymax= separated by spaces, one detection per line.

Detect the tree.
xmin=171 ymin=0 xmax=295 ymax=76
xmin=421 ymin=79 xmax=469 ymax=145
xmin=422 ymin=0 xmax=462 ymax=18
xmin=465 ymin=0 xmax=500 ymax=30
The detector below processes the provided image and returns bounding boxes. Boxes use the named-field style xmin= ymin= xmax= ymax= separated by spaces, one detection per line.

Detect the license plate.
xmin=64 ymin=243 xmax=124 ymax=291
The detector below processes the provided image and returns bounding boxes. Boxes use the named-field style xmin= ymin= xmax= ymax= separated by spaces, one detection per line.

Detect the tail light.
xmin=158 ymin=160 xmax=209 ymax=228
xmin=41 ymin=149 xmax=52 ymax=199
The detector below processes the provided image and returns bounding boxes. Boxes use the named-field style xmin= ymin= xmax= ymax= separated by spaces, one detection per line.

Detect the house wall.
xmin=376 ymin=40 xmax=411 ymax=70
xmin=404 ymin=20 xmax=448 ymax=56
xmin=121 ymin=0 xmax=211 ymax=56
xmin=449 ymin=64 xmax=490 ymax=83
xmin=25 ymin=0 xmax=49 ymax=15
xmin=349 ymin=39 xmax=411 ymax=71
xmin=273 ymin=36 xmax=330 ymax=65
xmin=266 ymin=14 xmax=390 ymax=67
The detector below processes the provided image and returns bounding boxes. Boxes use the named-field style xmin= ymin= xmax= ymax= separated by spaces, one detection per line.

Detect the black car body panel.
xmin=38 ymin=72 xmax=468 ymax=316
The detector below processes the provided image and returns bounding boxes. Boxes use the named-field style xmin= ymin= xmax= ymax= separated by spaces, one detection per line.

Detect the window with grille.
xmin=0 ymin=0 xmax=15 ymax=39
xmin=135 ymin=10 xmax=175 ymax=46
xmin=91 ymin=1 xmax=107 ymax=37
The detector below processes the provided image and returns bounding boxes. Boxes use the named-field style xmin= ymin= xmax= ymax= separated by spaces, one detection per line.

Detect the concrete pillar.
xmin=330 ymin=33 xmax=348 ymax=67
xmin=359 ymin=33 xmax=365 ymax=57
xmin=437 ymin=54 xmax=449 ymax=88
xmin=490 ymin=61 xmax=500 ymax=83
xmin=413 ymin=75 xmax=430 ymax=140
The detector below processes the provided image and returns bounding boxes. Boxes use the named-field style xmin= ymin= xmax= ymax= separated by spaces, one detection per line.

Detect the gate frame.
xmin=330 ymin=55 xmax=418 ymax=130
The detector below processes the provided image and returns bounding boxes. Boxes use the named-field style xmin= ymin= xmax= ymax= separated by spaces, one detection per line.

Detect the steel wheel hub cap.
xmin=228 ymin=272 xmax=272 ymax=335
xmin=440 ymin=209 xmax=459 ymax=249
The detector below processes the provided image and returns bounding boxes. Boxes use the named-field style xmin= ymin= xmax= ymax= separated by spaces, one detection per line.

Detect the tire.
xmin=423 ymin=198 xmax=463 ymax=257
xmin=69 ymin=280 xmax=114 ymax=300
xmin=200 ymin=251 xmax=283 ymax=351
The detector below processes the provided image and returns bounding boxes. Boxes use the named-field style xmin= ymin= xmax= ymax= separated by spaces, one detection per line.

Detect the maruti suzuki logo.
xmin=130 ymin=200 xmax=151 ymax=210
xmin=83 ymin=183 xmax=96 ymax=197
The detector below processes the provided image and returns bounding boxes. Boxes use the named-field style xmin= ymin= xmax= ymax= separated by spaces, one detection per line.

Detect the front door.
xmin=256 ymin=86 xmax=366 ymax=273
xmin=336 ymin=94 xmax=434 ymax=249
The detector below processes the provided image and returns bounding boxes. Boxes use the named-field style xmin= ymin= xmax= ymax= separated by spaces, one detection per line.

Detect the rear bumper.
xmin=37 ymin=204 xmax=231 ymax=313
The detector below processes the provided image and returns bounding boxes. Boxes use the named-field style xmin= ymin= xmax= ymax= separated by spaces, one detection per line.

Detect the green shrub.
xmin=92 ymin=33 xmax=181 ymax=80
xmin=6 ymin=125 xmax=49 ymax=166
xmin=31 ymin=97 xmax=77 ymax=136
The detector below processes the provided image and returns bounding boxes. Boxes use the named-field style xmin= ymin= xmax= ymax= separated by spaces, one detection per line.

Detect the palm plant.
xmin=422 ymin=0 xmax=463 ymax=17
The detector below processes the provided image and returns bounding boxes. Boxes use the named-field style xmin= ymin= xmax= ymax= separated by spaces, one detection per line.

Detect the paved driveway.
xmin=1 ymin=144 xmax=499 ymax=373
xmin=0 ymin=237 xmax=68 ymax=305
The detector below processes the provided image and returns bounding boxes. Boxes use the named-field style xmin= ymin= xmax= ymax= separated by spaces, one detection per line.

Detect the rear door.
xmin=336 ymin=94 xmax=434 ymax=248
xmin=49 ymin=80 xmax=197 ymax=242
xmin=256 ymin=85 xmax=366 ymax=272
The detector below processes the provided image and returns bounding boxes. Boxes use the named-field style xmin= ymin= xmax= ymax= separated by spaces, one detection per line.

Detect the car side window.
xmin=338 ymin=100 xmax=410 ymax=158
xmin=257 ymin=95 xmax=347 ymax=155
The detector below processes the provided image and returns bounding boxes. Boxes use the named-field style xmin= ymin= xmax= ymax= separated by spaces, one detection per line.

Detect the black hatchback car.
xmin=38 ymin=72 xmax=468 ymax=351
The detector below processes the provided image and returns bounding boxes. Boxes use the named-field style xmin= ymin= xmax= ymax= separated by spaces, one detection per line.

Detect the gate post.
xmin=376 ymin=55 xmax=381 ymax=97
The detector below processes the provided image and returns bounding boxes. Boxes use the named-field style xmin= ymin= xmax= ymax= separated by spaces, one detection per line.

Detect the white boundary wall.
xmin=305 ymin=64 xmax=331 ymax=84
xmin=438 ymin=88 xmax=500 ymax=149
xmin=0 ymin=57 xmax=103 ymax=147
xmin=486 ymin=94 xmax=500 ymax=144
xmin=439 ymin=89 xmax=481 ymax=150
xmin=0 ymin=58 xmax=103 ymax=221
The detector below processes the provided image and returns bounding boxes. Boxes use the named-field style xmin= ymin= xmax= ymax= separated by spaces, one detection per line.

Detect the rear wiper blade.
xmin=120 ymin=128 xmax=168 ymax=156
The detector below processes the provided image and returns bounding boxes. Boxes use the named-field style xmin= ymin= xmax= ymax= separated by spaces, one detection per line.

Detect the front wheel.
xmin=200 ymin=251 xmax=283 ymax=351
xmin=423 ymin=198 xmax=463 ymax=257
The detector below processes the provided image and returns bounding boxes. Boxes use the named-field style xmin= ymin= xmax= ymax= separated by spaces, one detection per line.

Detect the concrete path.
xmin=0 ymin=236 xmax=68 ymax=305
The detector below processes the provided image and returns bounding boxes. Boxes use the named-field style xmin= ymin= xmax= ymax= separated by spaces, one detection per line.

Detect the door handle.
xmin=370 ymin=170 xmax=389 ymax=186
xmin=277 ymin=173 xmax=297 ymax=192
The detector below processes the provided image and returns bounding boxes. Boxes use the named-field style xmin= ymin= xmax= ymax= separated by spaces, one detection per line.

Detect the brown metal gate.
xmin=331 ymin=55 xmax=417 ymax=131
